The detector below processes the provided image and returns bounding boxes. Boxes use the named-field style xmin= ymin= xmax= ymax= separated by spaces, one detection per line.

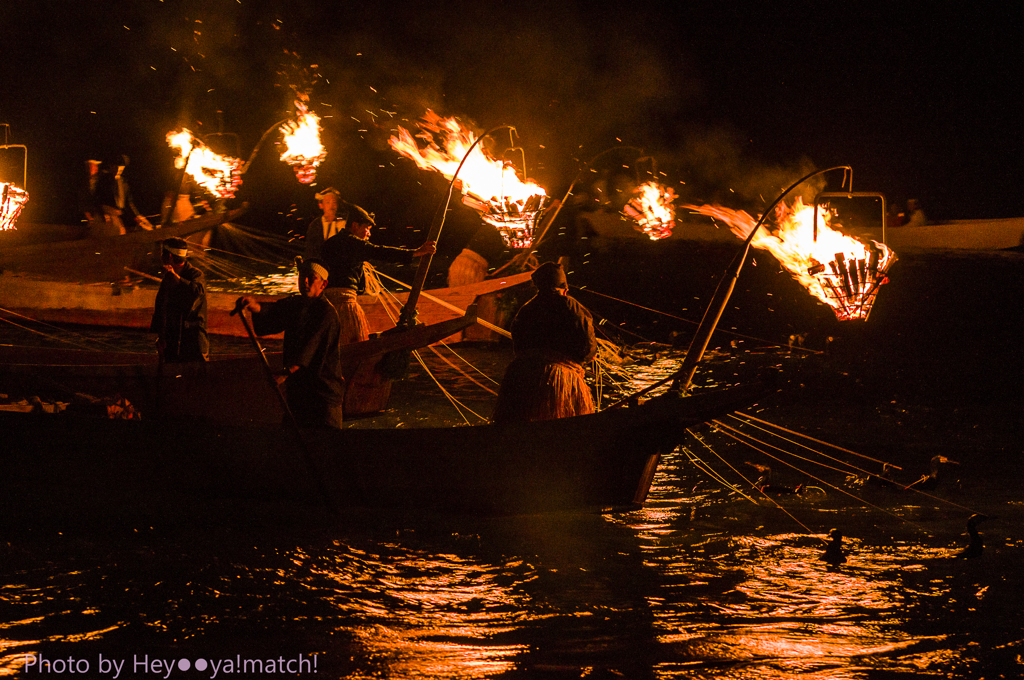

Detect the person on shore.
xmin=491 ymin=261 xmax=598 ymax=423
xmin=304 ymin=187 xmax=345 ymax=259
xmin=905 ymin=199 xmax=927 ymax=227
xmin=319 ymin=201 xmax=435 ymax=414
xmin=234 ymin=258 xmax=345 ymax=430
xmin=150 ymin=237 xmax=209 ymax=364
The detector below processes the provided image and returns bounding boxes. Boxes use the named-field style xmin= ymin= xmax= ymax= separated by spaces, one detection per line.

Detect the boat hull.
xmin=0 ymin=271 xmax=530 ymax=337
xmin=0 ymin=383 xmax=768 ymax=524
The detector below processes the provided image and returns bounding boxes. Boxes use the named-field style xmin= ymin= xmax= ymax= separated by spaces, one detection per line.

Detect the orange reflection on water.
xmin=312 ymin=544 xmax=530 ymax=677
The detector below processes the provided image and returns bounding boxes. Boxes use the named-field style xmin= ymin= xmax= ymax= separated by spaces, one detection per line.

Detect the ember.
xmin=622 ymin=181 xmax=676 ymax=240
xmin=0 ymin=181 xmax=28 ymax=231
xmin=166 ymin=129 xmax=243 ymax=199
xmin=279 ymin=100 xmax=327 ymax=184
xmin=388 ymin=110 xmax=547 ymax=248
xmin=686 ymin=197 xmax=897 ymax=321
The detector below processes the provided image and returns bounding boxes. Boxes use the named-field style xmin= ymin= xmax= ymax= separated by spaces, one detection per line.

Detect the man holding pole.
xmin=234 ymin=258 xmax=345 ymax=430
xmin=150 ymin=237 xmax=209 ymax=364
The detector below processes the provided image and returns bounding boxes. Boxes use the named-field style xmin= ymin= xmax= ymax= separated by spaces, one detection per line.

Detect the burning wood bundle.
xmin=0 ymin=181 xmax=28 ymax=231
xmin=686 ymin=197 xmax=897 ymax=321
xmin=279 ymin=100 xmax=327 ymax=184
xmin=622 ymin=181 xmax=676 ymax=240
xmin=166 ymin=129 xmax=243 ymax=199
xmin=388 ymin=110 xmax=548 ymax=248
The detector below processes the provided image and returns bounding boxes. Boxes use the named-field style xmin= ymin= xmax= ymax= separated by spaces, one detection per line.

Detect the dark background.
xmin=2 ymin=1 xmax=1023 ymax=245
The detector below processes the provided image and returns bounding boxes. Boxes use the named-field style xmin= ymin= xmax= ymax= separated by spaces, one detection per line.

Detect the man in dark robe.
xmin=235 ymin=258 xmax=345 ymax=429
xmin=319 ymin=200 xmax=435 ymax=414
xmin=150 ymin=237 xmax=209 ymax=363
xmin=492 ymin=261 xmax=598 ymax=423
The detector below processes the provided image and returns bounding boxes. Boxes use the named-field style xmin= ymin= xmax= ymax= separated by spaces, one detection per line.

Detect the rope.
xmin=0 ymin=307 xmax=135 ymax=353
xmin=371 ymin=268 xmax=512 ymax=338
xmin=734 ymin=411 xmax=903 ymax=470
xmin=686 ymin=428 xmax=762 ymax=504
xmin=725 ymin=413 xmax=886 ymax=478
xmin=711 ymin=419 xmax=922 ymax=527
xmin=573 ymin=286 xmax=823 ymax=355
xmin=424 ymin=344 xmax=499 ymax=396
xmin=409 ymin=348 xmax=484 ymax=424
xmin=682 ymin=431 xmax=760 ymax=504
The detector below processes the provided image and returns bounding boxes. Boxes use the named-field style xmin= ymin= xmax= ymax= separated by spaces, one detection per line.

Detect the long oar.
xmin=235 ymin=308 xmax=338 ymax=514
xmin=397 ymin=124 xmax=512 ymax=329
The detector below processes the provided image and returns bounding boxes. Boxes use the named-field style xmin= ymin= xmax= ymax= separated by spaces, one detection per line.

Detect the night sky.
xmin=2 ymin=1 xmax=1023 ymax=231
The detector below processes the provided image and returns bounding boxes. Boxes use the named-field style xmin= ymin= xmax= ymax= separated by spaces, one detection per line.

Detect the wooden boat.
xmin=877 ymin=217 xmax=1024 ymax=251
xmin=0 ymin=380 xmax=770 ymax=523
xmin=0 ymin=207 xmax=249 ymax=282
xmin=0 ymin=270 xmax=531 ymax=337
xmin=0 ymin=308 xmax=479 ymax=425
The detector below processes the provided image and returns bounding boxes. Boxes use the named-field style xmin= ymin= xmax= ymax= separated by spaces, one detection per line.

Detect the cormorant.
xmin=822 ymin=528 xmax=846 ymax=565
xmin=747 ymin=462 xmax=803 ymax=495
xmin=904 ymin=455 xmax=959 ymax=492
xmin=955 ymin=514 xmax=988 ymax=559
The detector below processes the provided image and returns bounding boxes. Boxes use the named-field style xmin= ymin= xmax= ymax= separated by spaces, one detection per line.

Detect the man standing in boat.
xmin=492 ymin=261 xmax=598 ymax=423
xmin=150 ymin=237 xmax=209 ymax=364
xmin=320 ymin=201 xmax=435 ymax=414
xmin=304 ymin=187 xmax=345 ymax=259
xmin=234 ymin=258 xmax=345 ymax=430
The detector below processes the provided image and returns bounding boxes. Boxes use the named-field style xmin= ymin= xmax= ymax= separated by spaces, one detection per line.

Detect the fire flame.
xmin=622 ymin=182 xmax=676 ymax=240
xmin=685 ymin=197 xmax=897 ymax=321
xmin=388 ymin=110 xmax=547 ymax=248
xmin=0 ymin=182 xmax=29 ymax=231
xmin=279 ymin=101 xmax=327 ymax=184
xmin=166 ymin=129 xmax=243 ymax=199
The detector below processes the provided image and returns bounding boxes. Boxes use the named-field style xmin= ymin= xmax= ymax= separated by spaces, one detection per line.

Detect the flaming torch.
xmin=166 ymin=129 xmax=243 ymax=199
xmin=388 ymin=110 xmax=547 ymax=249
xmin=685 ymin=196 xmax=896 ymax=321
xmin=622 ymin=181 xmax=676 ymax=240
xmin=279 ymin=100 xmax=327 ymax=184
xmin=0 ymin=182 xmax=28 ymax=231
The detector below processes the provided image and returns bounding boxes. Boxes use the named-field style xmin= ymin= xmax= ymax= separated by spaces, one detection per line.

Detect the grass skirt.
xmin=491 ymin=355 xmax=595 ymax=423
xmin=324 ymin=289 xmax=392 ymax=415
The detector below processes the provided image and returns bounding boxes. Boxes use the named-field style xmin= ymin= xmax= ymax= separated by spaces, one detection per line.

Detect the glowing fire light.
xmin=279 ymin=101 xmax=327 ymax=184
xmin=623 ymin=181 xmax=676 ymax=240
xmin=388 ymin=110 xmax=548 ymax=248
xmin=685 ymin=197 xmax=897 ymax=321
xmin=0 ymin=182 xmax=29 ymax=231
xmin=166 ymin=129 xmax=243 ymax=199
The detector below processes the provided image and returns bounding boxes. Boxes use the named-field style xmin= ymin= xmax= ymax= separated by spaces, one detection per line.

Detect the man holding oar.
xmin=234 ymin=258 xmax=345 ymax=430
xmin=150 ymin=237 xmax=209 ymax=364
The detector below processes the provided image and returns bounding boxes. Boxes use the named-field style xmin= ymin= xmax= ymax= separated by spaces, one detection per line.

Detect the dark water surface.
xmin=2 ymin=244 xmax=1022 ymax=678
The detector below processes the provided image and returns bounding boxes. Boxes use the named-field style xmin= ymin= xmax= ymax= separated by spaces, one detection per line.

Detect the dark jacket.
xmin=510 ymin=291 xmax=598 ymax=364
xmin=250 ymin=295 xmax=345 ymax=428
xmin=150 ymin=262 xmax=208 ymax=362
xmin=321 ymin=231 xmax=417 ymax=292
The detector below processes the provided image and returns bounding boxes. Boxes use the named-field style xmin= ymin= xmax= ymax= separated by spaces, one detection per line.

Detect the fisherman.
xmin=150 ymin=237 xmax=209 ymax=364
xmin=491 ymin=261 xmax=598 ymax=423
xmin=92 ymin=155 xmax=154 ymax=235
xmin=320 ymin=200 xmax=436 ymax=414
xmin=234 ymin=258 xmax=345 ymax=430
xmin=304 ymin=187 xmax=345 ymax=259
